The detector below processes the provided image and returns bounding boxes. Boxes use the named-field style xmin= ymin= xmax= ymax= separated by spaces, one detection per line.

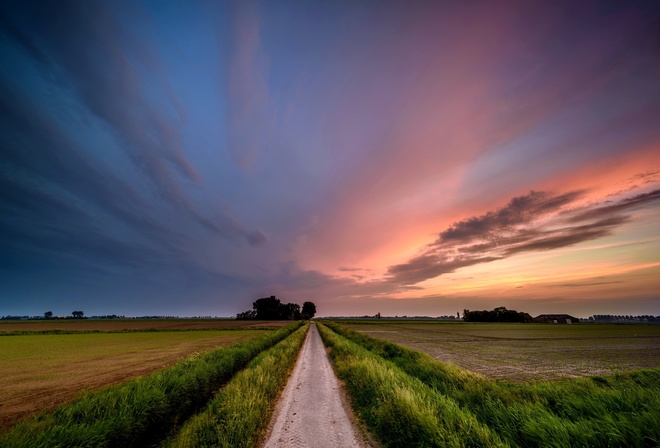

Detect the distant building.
xmin=534 ymin=314 xmax=579 ymax=324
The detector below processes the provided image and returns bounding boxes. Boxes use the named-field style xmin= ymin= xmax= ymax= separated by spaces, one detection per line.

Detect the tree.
xmin=44 ymin=311 xmax=53 ymax=319
xmin=236 ymin=310 xmax=257 ymax=320
xmin=72 ymin=311 xmax=84 ymax=319
xmin=462 ymin=307 xmax=532 ymax=323
xmin=253 ymin=296 xmax=282 ymax=320
xmin=281 ymin=303 xmax=302 ymax=320
xmin=302 ymin=301 xmax=316 ymax=319
xmin=236 ymin=296 xmax=312 ymax=320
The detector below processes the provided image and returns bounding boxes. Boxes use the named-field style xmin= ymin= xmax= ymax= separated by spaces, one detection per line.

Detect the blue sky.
xmin=1 ymin=0 xmax=659 ymax=317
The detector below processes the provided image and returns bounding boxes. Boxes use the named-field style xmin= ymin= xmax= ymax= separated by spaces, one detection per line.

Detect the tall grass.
xmin=322 ymin=322 xmax=660 ymax=448
xmin=164 ymin=323 xmax=309 ymax=448
xmin=0 ymin=322 xmax=304 ymax=448
xmin=317 ymin=323 xmax=507 ymax=448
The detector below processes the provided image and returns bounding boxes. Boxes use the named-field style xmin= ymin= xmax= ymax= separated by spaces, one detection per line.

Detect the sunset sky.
xmin=1 ymin=0 xmax=659 ymax=318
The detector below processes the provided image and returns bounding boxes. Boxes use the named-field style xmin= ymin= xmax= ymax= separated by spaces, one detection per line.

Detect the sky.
xmin=1 ymin=0 xmax=659 ymax=318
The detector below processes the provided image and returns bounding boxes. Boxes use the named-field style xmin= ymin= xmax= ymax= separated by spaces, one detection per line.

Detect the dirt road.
xmin=261 ymin=323 xmax=374 ymax=448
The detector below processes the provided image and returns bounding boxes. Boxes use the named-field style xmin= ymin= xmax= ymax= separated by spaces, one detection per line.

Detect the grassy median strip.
xmin=317 ymin=323 xmax=507 ymax=448
xmin=323 ymin=321 xmax=660 ymax=448
xmin=0 ymin=321 xmax=304 ymax=448
xmin=164 ymin=323 xmax=309 ymax=448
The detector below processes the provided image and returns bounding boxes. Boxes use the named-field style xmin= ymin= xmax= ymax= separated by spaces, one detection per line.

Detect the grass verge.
xmin=0 ymin=322 xmax=304 ymax=448
xmin=323 ymin=322 xmax=660 ymax=448
xmin=164 ymin=323 xmax=309 ymax=448
xmin=317 ymin=323 xmax=506 ymax=448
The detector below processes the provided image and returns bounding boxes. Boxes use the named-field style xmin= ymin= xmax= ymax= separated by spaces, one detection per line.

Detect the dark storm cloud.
xmin=503 ymin=216 xmax=631 ymax=255
xmin=382 ymin=189 xmax=659 ymax=287
xmin=0 ymin=0 xmax=266 ymax=255
xmin=0 ymin=83 xmax=154 ymax=233
xmin=436 ymin=190 xmax=583 ymax=244
xmin=385 ymin=255 xmax=503 ymax=286
xmin=567 ymin=189 xmax=660 ymax=223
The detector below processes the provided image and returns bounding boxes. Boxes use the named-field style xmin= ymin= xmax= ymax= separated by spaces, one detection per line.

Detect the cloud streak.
xmin=383 ymin=188 xmax=660 ymax=287
xmin=0 ymin=0 xmax=266 ymax=252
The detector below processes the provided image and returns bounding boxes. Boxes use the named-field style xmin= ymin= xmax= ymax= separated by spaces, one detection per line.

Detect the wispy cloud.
xmin=225 ymin=0 xmax=271 ymax=171
xmin=0 ymin=0 xmax=267 ymax=251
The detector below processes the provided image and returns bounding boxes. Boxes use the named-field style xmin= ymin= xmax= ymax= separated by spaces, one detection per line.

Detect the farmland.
xmin=0 ymin=322 xmax=306 ymax=447
xmin=3 ymin=318 xmax=659 ymax=447
xmin=0 ymin=318 xmax=289 ymax=333
xmin=319 ymin=321 xmax=660 ymax=447
xmin=0 ymin=320 xmax=281 ymax=432
xmin=333 ymin=320 xmax=660 ymax=381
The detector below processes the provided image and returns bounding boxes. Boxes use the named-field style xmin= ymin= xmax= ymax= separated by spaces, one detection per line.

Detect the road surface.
xmin=260 ymin=323 xmax=374 ymax=448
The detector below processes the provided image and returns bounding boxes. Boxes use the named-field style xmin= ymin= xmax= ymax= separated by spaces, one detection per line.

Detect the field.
xmin=0 ymin=322 xmax=306 ymax=447
xmin=0 ymin=320 xmax=279 ymax=432
xmin=333 ymin=320 xmax=660 ymax=381
xmin=0 ymin=318 xmax=289 ymax=333
xmin=319 ymin=321 xmax=660 ymax=447
xmin=3 ymin=319 xmax=660 ymax=447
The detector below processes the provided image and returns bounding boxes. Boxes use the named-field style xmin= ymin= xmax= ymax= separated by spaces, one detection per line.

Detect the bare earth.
xmin=261 ymin=323 xmax=374 ymax=448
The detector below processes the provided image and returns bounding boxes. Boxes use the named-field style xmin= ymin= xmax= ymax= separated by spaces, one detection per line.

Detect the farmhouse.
xmin=534 ymin=314 xmax=579 ymax=324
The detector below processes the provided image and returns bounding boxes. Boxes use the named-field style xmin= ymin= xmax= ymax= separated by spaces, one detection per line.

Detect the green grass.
xmin=165 ymin=323 xmax=309 ymax=448
xmin=321 ymin=322 xmax=660 ymax=448
xmin=0 ymin=322 xmax=304 ymax=448
xmin=317 ymin=323 xmax=506 ymax=448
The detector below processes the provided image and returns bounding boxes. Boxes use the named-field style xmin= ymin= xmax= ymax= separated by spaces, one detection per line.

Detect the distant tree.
xmin=236 ymin=309 xmax=257 ymax=320
xmin=282 ymin=303 xmax=302 ymax=320
xmin=236 ymin=296 xmax=311 ymax=320
xmin=463 ymin=307 xmax=532 ymax=323
xmin=44 ymin=311 xmax=53 ymax=319
xmin=301 ymin=301 xmax=316 ymax=319
xmin=71 ymin=311 xmax=84 ymax=319
xmin=253 ymin=296 xmax=283 ymax=320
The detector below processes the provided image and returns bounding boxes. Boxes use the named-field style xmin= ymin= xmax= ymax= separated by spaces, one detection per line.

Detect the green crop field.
xmin=332 ymin=320 xmax=660 ymax=381
xmin=0 ymin=327 xmax=269 ymax=432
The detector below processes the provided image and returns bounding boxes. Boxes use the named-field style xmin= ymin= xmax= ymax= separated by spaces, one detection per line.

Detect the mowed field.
xmin=335 ymin=320 xmax=660 ymax=381
xmin=0 ymin=319 xmax=278 ymax=432
xmin=0 ymin=318 xmax=289 ymax=332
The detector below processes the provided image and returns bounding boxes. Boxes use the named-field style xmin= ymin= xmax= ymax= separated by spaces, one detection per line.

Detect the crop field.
xmin=0 ymin=324 xmax=272 ymax=432
xmin=333 ymin=320 xmax=660 ymax=381
xmin=0 ymin=322 xmax=306 ymax=447
xmin=0 ymin=318 xmax=289 ymax=333
xmin=319 ymin=322 xmax=660 ymax=448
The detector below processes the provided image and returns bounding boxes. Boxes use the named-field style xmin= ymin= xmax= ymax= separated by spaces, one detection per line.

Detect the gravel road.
xmin=260 ymin=323 xmax=375 ymax=448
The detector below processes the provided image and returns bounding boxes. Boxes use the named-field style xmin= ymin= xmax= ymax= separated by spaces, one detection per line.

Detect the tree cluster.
xmin=463 ymin=306 xmax=533 ymax=323
xmin=236 ymin=296 xmax=316 ymax=320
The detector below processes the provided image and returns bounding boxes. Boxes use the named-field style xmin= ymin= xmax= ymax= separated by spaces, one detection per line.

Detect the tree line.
xmin=462 ymin=306 xmax=533 ymax=323
xmin=236 ymin=296 xmax=316 ymax=320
